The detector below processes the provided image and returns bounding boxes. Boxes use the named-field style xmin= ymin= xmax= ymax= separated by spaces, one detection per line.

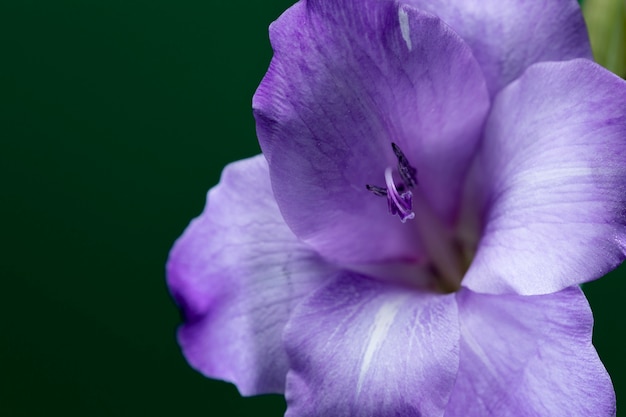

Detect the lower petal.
xmin=445 ymin=287 xmax=615 ymax=417
xmin=166 ymin=155 xmax=333 ymax=395
xmin=283 ymin=273 xmax=459 ymax=417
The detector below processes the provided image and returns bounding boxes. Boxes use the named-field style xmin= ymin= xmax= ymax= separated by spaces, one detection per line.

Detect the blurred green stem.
xmin=583 ymin=0 xmax=626 ymax=77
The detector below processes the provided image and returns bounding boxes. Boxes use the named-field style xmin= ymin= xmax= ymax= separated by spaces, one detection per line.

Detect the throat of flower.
xmin=411 ymin=192 xmax=465 ymax=293
xmin=365 ymin=143 xmax=465 ymax=293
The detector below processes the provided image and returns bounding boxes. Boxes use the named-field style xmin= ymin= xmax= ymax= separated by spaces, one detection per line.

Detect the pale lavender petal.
xmin=464 ymin=59 xmax=626 ymax=295
xmin=405 ymin=0 xmax=592 ymax=95
xmin=166 ymin=155 xmax=334 ymax=395
xmin=283 ymin=273 xmax=459 ymax=417
xmin=445 ymin=287 xmax=615 ymax=417
xmin=253 ymin=0 xmax=489 ymax=265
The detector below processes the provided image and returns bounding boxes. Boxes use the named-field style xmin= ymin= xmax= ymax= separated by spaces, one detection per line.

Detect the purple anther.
xmin=365 ymin=184 xmax=388 ymax=197
xmin=392 ymin=142 xmax=418 ymax=189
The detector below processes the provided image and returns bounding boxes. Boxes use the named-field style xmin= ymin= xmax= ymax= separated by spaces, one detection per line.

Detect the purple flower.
xmin=167 ymin=0 xmax=626 ymax=415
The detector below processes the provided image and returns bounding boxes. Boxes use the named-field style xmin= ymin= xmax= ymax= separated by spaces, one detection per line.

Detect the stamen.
xmin=366 ymin=143 xmax=418 ymax=222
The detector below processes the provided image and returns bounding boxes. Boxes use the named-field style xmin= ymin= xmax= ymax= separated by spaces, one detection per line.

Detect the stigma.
xmin=366 ymin=143 xmax=418 ymax=223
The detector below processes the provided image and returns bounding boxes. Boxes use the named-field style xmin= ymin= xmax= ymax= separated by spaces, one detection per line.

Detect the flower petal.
xmin=166 ymin=155 xmax=333 ymax=395
xmin=253 ymin=0 xmax=489 ymax=265
xmin=405 ymin=0 xmax=592 ymax=96
xmin=445 ymin=287 xmax=615 ymax=417
xmin=464 ymin=59 xmax=626 ymax=295
xmin=283 ymin=273 xmax=459 ymax=417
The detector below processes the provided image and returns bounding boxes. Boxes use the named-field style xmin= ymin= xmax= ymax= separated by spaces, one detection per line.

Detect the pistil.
xmin=384 ymin=168 xmax=415 ymax=222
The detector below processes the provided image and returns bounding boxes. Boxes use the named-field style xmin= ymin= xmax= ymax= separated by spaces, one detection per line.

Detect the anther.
xmin=365 ymin=184 xmax=388 ymax=197
xmin=392 ymin=142 xmax=418 ymax=188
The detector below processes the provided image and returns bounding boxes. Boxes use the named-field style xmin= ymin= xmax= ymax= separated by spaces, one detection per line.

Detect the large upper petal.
xmin=283 ymin=272 xmax=459 ymax=417
xmin=166 ymin=155 xmax=334 ymax=395
xmin=253 ymin=0 xmax=489 ymax=265
xmin=405 ymin=0 xmax=592 ymax=96
xmin=445 ymin=287 xmax=615 ymax=417
xmin=464 ymin=59 xmax=626 ymax=295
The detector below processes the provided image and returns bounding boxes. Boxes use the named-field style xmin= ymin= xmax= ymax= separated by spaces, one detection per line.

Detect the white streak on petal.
xmin=356 ymin=297 xmax=406 ymax=395
xmin=462 ymin=326 xmax=499 ymax=380
xmin=512 ymin=166 xmax=593 ymax=186
xmin=398 ymin=8 xmax=412 ymax=51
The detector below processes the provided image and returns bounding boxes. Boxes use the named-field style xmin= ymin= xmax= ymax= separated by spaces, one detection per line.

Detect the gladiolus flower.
xmin=167 ymin=0 xmax=626 ymax=415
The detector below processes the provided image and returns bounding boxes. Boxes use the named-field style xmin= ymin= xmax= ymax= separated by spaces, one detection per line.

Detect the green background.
xmin=1 ymin=1 xmax=624 ymax=416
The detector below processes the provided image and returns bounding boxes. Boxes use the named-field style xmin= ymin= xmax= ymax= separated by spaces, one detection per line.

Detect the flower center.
xmin=365 ymin=143 xmax=470 ymax=294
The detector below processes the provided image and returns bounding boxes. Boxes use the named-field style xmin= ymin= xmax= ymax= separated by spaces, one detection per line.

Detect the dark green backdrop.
xmin=1 ymin=1 xmax=623 ymax=416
